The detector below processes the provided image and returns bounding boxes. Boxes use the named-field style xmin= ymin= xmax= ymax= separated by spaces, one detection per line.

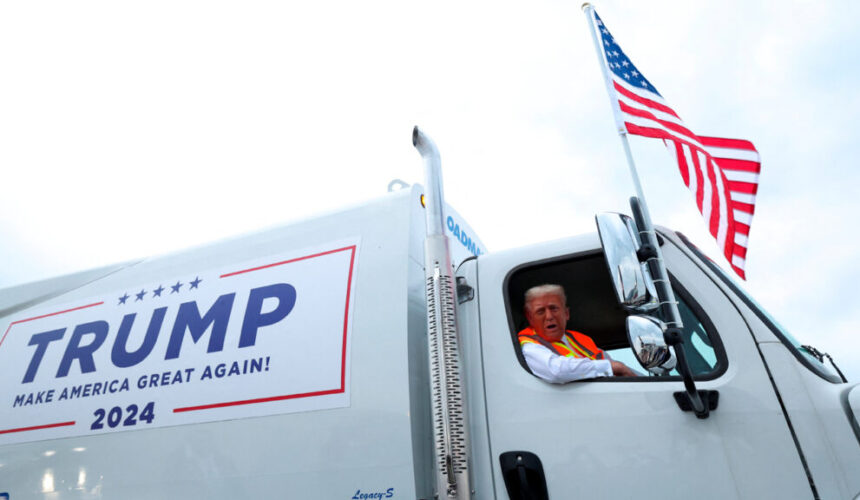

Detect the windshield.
xmin=676 ymin=233 xmax=842 ymax=384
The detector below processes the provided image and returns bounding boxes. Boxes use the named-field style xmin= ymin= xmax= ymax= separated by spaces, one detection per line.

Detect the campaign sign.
xmin=0 ymin=240 xmax=358 ymax=445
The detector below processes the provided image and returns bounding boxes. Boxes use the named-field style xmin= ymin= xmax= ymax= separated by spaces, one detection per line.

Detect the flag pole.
xmin=581 ymin=2 xmax=682 ymax=329
xmin=583 ymin=4 xmax=712 ymax=418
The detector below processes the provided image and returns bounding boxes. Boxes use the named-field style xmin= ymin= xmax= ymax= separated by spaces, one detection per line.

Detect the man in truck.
xmin=519 ymin=284 xmax=637 ymax=382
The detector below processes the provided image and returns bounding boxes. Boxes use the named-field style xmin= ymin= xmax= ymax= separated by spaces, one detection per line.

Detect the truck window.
xmin=505 ymin=251 xmax=725 ymax=381
xmin=676 ymin=232 xmax=843 ymax=384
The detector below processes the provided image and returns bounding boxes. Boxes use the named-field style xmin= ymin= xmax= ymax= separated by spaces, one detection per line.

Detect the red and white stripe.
xmin=606 ymin=63 xmax=760 ymax=279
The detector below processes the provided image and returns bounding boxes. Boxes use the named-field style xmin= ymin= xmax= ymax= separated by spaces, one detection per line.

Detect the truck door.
xmin=476 ymin=236 xmax=815 ymax=499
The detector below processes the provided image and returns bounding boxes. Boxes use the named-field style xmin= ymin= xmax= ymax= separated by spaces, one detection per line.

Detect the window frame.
xmin=503 ymin=248 xmax=728 ymax=383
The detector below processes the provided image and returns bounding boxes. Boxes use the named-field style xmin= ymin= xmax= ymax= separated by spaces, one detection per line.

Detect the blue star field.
xmin=594 ymin=12 xmax=662 ymax=97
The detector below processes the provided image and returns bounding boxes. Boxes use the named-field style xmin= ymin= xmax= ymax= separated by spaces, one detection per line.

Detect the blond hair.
xmin=524 ymin=284 xmax=567 ymax=312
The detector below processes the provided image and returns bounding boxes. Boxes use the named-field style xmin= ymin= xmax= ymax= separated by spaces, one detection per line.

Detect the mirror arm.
xmin=630 ymin=196 xmax=648 ymax=241
xmin=630 ymin=196 xmax=712 ymax=419
xmin=636 ymin=243 xmax=657 ymax=262
xmin=665 ymin=328 xmax=709 ymax=418
xmin=629 ymin=197 xmax=679 ymax=325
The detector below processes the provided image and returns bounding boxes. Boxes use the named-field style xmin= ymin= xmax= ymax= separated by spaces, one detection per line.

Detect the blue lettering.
xmin=165 ymin=293 xmax=236 ymax=360
xmin=14 ymin=390 xmax=56 ymax=405
xmin=22 ymin=328 xmax=65 ymax=383
xmin=352 ymin=489 xmax=394 ymax=500
xmin=21 ymin=282 xmax=298 ymax=381
xmin=57 ymin=321 xmax=109 ymax=378
xmin=112 ymin=307 xmax=167 ymax=368
xmin=447 ymin=222 xmax=483 ymax=256
xmin=239 ymin=283 xmax=296 ymax=348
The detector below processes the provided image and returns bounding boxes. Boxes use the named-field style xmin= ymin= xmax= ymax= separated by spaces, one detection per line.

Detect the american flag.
xmin=590 ymin=9 xmax=761 ymax=279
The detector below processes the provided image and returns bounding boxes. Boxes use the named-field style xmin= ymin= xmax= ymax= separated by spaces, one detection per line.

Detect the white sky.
xmin=1 ymin=1 xmax=858 ymax=381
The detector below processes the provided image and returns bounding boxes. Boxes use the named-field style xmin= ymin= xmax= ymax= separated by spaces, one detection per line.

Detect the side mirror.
xmin=595 ymin=213 xmax=658 ymax=311
xmin=626 ymin=315 xmax=677 ymax=375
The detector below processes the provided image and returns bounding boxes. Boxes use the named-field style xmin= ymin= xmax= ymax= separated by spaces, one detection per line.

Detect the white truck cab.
xmin=459 ymin=225 xmax=859 ymax=499
xmin=0 ymin=129 xmax=858 ymax=499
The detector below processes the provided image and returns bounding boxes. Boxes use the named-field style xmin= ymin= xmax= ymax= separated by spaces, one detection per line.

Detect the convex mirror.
xmin=626 ymin=315 xmax=677 ymax=375
xmin=595 ymin=212 xmax=658 ymax=311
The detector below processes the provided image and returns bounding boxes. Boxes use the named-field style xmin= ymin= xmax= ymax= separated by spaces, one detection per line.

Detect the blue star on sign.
xmin=135 ymin=289 xmax=146 ymax=301
xmin=171 ymin=281 xmax=183 ymax=294
xmin=152 ymin=285 xmax=164 ymax=297
xmin=189 ymin=276 xmax=202 ymax=289
xmin=118 ymin=293 xmax=130 ymax=305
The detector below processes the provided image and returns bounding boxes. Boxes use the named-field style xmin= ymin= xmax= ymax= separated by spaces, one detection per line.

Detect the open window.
xmin=504 ymin=250 xmax=726 ymax=381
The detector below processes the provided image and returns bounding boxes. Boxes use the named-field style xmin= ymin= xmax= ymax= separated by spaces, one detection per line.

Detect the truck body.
xmin=0 ymin=183 xmax=858 ymax=499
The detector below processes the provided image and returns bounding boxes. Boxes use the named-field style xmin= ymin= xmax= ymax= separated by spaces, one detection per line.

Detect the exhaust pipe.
xmin=413 ymin=126 xmax=472 ymax=500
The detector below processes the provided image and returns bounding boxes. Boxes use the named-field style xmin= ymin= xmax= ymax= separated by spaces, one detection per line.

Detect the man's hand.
xmin=610 ymin=361 xmax=637 ymax=377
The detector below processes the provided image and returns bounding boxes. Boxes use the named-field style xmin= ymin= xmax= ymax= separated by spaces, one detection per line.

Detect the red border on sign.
xmin=0 ymin=301 xmax=102 ymax=435
xmin=173 ymin=245 xmax=357 ymax=413
xmin=0 ymin=421 xmax=76 ymax=435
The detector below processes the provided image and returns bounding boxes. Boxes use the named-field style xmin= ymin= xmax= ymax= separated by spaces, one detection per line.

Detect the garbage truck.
xmin=0 ymin=128 xmax=857 ymax=499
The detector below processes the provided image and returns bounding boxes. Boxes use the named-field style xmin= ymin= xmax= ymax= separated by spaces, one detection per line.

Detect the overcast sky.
xmin=1 ymin=1 xmax=858 ymax=381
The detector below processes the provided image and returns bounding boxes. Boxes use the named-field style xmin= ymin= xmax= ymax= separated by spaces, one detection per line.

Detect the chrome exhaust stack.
xmin=413 ymin=126 xmax=472 ymax=500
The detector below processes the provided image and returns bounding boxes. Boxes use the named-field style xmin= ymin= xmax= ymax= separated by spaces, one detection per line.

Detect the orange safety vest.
xmin=518 ymin=328 xmax=606 ymax=360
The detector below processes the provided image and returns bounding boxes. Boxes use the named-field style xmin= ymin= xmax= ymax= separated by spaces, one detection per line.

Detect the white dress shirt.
xmin=522 ymin=336 xmax=613 ymax=383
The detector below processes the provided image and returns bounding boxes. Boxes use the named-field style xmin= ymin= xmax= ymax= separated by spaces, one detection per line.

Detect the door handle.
xmin=499 ymin=451 xmax=548 ymax=500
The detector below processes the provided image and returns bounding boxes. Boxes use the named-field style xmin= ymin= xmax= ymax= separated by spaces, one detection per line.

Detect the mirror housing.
xmin=626 ymin=315 xmax=677 ymax=375
xmin=595 ymin=213 xmax=658 ymax=311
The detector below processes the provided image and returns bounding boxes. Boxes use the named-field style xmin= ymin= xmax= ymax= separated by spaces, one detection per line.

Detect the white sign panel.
xmin=0 ymin=240 xmax=358 ymax=445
